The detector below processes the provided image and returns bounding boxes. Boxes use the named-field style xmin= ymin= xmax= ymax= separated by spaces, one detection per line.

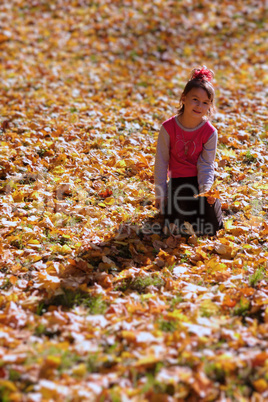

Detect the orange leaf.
xmin=9 ymin=275 xmax=17 ymax=285
xmin=252 ymin=352 xmax=268 ymax=367
xmin=99 ymin=189 xmax=113 ymax=198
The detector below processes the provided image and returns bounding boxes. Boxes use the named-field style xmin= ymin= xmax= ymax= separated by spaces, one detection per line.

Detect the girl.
xmin=154 ymin=66 xmax=223 ymax=236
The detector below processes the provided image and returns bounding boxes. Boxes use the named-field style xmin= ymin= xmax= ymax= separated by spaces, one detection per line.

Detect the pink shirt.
xmin=154 ymin=116 xmax=218 ymax=200
xmin=163 ymin=116 xmax=215 ymax=178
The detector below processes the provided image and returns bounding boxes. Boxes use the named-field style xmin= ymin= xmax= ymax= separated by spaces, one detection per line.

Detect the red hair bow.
xmin=192 ymin=67 xmax=214 ymax=82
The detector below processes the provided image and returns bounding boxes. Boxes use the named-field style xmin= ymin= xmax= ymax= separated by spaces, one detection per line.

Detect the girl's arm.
xmin=197 ymin=130 xmax=217 ymax=193
xmin=154 ymin=125 xmax=170 ymax=212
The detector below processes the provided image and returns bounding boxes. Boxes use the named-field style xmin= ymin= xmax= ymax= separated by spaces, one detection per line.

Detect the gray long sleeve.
xmin=197 ymin=130 xmax=217 ymax=193
xmin=154 ymin=125 xmax=170 ymax=200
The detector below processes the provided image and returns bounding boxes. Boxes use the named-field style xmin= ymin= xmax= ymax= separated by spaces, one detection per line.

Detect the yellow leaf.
xmin=52 ymin=166 xmax=66 ymax=174
xmin=12 ymin=191 xmax=24 ymax=202
xmin=134 ymin=355 xmax=160 ymax=368
xmin=199 ymin=299 xmax=219 ymax=315
xmin=221 ymin=148 xmax=237 ymax=159
xmin=253 ymin=183 xmax=268 ymax=190
xmin=104 ymin=197 xmax=115 ymax=205
xmin=167 ymin=310 xmax=189 ymax=322
xmin=253 ymin=379 xmax=268 ymax=393
xmin=40 ymin=380 xmax=60 ymax=399
xmin=183 ymin=46 xmax=192 ymax=56
xmin=121 ymin=331 xmax=136 ymax=343
xmin=60 ymin=245 xmax=72 ymax=254
xmin=0 ymin=380 xmax=17 ymax=392
xmin=72 ymin=363 xmax=87 ymax=377
xmin=116 ymin=160 xmax=126 ymax=168
xmin=46 ymin=355 xmax=61 ymax=368
xmin=29 ymin=254 xmax=42 ymax=262
xmin=31 ymin=191 xmax=40 ymax=200
xmin=49 ymin=244 xmax=61 ymax=253
xmin=225 ymin=220 xmax=234 ymax=230
xmin=206 ymin=257 xmax=227 ymax=272
xmin=28 ymin=239 xmax=40 ymax=245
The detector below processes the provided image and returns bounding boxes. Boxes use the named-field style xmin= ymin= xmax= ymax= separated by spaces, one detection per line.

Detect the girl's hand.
xmin=207 ymin=196 xmax=215 ymax=205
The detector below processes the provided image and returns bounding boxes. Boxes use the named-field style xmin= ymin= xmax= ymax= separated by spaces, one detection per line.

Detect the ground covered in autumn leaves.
xmin=0 ymin=0 xmax=268 ymax=401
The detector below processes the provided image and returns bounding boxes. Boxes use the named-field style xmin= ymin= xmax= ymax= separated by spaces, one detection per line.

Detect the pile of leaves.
xmin=0 ymin=0 xmax=267 ymax=400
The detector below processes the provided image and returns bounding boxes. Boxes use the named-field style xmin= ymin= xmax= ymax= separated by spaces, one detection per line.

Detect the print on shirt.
xmin=175 ymin=136 xmax=196 ymax=158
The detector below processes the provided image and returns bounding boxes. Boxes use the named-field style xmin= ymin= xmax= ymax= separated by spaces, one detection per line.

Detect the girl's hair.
xmin=177 ymin=66 xmax=216 ymax=118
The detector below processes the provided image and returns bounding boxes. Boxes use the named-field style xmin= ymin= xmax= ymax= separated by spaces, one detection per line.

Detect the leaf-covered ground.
xmin=0 ymin=0 xmax=267 ymax=401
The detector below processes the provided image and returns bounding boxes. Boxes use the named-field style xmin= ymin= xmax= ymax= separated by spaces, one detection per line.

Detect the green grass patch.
xmin=37 ymin=288 xmax=108 ymax=315
xmin=244 ymin=149 xmax=257 ymax=163
xmin=168 ymin=293 xmax=184 ymax=310
xmin=249 ymin=266 xmax=265 ymax=287
xmin=157 ymin=318 xmax=178 ymax=332
xmin=116 ymin=275 xmax=165 ymax=293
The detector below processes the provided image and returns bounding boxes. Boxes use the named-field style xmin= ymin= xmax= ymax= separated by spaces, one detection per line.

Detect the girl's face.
xmin=181 ymin=87 xmax=211 ymax=121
